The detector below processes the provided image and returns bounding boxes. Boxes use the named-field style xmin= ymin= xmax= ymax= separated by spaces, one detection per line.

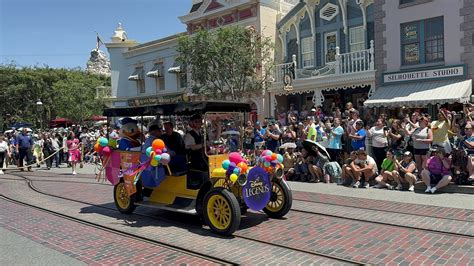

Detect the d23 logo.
xmin=243 ymin=166 xmax=271 ymax=211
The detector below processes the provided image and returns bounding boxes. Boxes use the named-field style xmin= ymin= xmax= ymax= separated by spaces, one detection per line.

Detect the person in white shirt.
xmin=349 ymin=149 xmax=378 ymax=188
xmin=0 ymin=134 xmax=10 ymax=174
xmin=367 ymin=119 xmax=389 ymax=170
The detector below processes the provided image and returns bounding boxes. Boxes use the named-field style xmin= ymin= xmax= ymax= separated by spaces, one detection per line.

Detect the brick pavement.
xmin=0 ymin=199 xmax=219 ymax=265
xmin=0 ymin=176 xmax=338 ymax=265
xmin=28 ymin=173 xmax=474 ymax=237
xmin=5 ymin=172 xmax=474 ymax=264
xmin=3 ymin=171 xmax=474 ymax=264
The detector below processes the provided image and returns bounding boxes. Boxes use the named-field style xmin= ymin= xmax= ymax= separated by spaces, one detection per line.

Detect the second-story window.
xmin=178 ymin=65 xmax=188 ymax=89
xmin=401 ymin=16 xmax=444 ymax=66
xmin=147 ymin=63 xmax=165 ymax=92
xmin=301 ymin=37 xmax=314 ymax=68
xmin=349 ymin=26 xmax=365 ymax=52
xmin=128 ymin=67 xmax=145 ymax=94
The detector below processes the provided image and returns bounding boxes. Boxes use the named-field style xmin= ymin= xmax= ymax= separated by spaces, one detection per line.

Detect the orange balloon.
xmin=152 ymin=139 xmax=165 ymax=150
xmin=237 ymin=162 xmax=248 ymax=173
xmin=94 ymin=143 xmax=101 ymax=152
xmin=271 ymin=153 xmax=277 ymax=160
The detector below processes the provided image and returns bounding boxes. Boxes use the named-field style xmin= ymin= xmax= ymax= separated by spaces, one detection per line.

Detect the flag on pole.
xmin=96 ymin=33 xmax=104 ymax=50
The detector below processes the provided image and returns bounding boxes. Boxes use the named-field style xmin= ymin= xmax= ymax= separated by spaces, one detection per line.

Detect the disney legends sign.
xmin=383 ymin=65 xmax=465 ymax=85
xmin=243 ymin=166 xmax=271 ymax=211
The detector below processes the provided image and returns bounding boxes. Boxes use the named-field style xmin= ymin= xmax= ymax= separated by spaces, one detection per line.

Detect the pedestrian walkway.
xmin=0 ymin=228 xmax=85 ymax=266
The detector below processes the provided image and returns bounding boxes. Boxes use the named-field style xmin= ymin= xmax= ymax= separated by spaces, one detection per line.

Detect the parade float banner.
xmin=105 ymin=151 xmax=121 ymax=185
xmin=243 ymin=166 xmax=271 ymax=211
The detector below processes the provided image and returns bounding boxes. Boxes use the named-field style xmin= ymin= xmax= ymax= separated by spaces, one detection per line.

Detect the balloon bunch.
xmin=145 ymin=139 xmax=171 ymax=167
xmin=221 ymin=152 xmax=249 ymax=183
xmin=94 ymin=137 xmax=112 ymax=156
xmin=258 ymin=150 xmax=284 ymax=173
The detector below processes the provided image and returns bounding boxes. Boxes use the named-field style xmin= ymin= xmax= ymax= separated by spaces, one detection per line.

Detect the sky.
xmin=0 ymin=0 xmax=190 ymax=69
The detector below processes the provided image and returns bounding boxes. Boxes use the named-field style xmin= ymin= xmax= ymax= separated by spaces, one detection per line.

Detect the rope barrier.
xmin=14 ymin=146 xmax=67 ymax=170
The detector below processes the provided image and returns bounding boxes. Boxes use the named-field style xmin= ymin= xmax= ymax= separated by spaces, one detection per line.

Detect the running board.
xmin=135 ymin=201 xmax=197 ymax=215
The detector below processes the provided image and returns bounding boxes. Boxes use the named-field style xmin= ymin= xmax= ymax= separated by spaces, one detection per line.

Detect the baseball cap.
xmin=403 ymin=151 xmax=412 ymax=157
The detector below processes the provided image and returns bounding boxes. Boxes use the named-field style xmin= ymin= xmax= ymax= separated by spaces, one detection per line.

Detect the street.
xmin=1 ymin=164 xmax=473 ymax=265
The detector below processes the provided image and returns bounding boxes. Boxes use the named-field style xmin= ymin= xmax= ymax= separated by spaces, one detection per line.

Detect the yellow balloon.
xmin=230 ymin=174 xmax=238 ymax=183
xmin=150 ymin=159 xmax=158 ymax=167
xmin=150 ymin=151 xmax=156 ymax=158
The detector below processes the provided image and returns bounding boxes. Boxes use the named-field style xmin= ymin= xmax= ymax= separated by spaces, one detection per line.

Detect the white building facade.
xmin=106 ymin=24 xmax=188 ymax=108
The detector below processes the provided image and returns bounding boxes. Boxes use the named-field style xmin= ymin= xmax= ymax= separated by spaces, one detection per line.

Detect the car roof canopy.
xmin=103 ymin=101 xmax=251 ymax=117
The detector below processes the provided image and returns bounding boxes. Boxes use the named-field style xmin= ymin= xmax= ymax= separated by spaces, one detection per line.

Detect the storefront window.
xmin=400 ymin=17 xmax=444 ymax=66
xmin=424 ymin=17 xmax=444 ymax=62
xmin=401 ymin=22 xmax=420 ymax=65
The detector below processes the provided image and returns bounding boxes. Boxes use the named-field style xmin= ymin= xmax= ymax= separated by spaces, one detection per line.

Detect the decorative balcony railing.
xmin=273 ymin=40 xmax=375 ymax=83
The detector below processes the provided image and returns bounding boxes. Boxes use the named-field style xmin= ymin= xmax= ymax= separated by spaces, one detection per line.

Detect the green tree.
xmin=0 ymin=63 xmax=109 ymax=130
xmin=176 ymin=26 xmax=274 ymax=100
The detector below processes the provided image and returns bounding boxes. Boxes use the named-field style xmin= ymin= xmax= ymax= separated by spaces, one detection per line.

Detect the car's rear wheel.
xmin=114 ymin=181 xmax=137 ymax=214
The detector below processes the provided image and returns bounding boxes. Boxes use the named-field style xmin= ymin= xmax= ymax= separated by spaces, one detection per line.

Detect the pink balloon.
xmin=261 ymin=150 xmax=271 ymax=157
xmin=102 ymin=146 xmax=111 ymax=156
xmin=229 ymin=152 xmax=242 ymax=164
xmin=265 ymin=155 xmax=272 ymax=162
xmin=155 ymin=149 xmax=162 ymax=155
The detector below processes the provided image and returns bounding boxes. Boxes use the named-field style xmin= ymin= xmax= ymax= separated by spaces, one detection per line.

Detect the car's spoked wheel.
xmin=114 ymin=181 xmax=137 ymax=214
xmin=203 ymin=188 xmax=241 ymax=235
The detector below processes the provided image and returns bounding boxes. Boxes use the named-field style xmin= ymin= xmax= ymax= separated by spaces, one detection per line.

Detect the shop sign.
xmin=243 ymin=166 xmax=271 ymax=211
xmin=127 ymin=93 xmax=187 ymax=107
xmin=383 ymin=65 xmax=466 ymax=84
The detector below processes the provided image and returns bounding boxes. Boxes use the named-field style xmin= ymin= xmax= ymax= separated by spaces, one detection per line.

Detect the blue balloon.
xmin=264 ymin=161 xmax=271 ymax=167
xmin=222 ymin=159 xmax=231 ymax=170
xmin=99 ymin=137 xmax=109 ymax=147
xmin=265 ymin=150 xmax=272 ymax=156
xmin=277 ymin=154 xmax=284 ymax=163
xmin=154 ymin=155 xmax=161 ymax=161
xmin=233 ymin=167 xmax=240 ymax=175
xmin=146 ymin=147 xmax=153 ymax=157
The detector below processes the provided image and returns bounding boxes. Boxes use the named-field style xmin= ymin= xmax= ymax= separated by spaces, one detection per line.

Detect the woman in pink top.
xmin=66 ymin=132 xmax=81 ymax=175
xmin=421 ymin=146 xmax=452 ymax=194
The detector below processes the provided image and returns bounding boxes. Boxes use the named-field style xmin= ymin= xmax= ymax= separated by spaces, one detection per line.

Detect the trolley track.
xmin=5 ymin=172 xmax=363 ymax=265
xmin=0 ymin=195 xmax=234 ymax=265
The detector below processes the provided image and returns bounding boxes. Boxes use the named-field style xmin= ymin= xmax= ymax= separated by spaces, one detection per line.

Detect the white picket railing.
xmin=336 ymin=40 xmax=375 ymax=74
xmin=273 ymin=40 xmax=375 ymax=83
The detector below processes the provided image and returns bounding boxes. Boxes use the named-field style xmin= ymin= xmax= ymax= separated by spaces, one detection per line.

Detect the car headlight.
xmin=274 ymin=168 xmax=284 ymax=179
xmin=237 ymin=174 xmax=247 ymax=186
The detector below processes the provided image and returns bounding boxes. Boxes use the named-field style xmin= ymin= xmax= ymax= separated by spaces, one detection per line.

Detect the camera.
xmin=383 ymin=126 xmax=389 ymax=131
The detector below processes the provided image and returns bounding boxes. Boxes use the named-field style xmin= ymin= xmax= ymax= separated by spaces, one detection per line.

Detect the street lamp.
xmin=36 ymin=99 xmax=43 ymax=130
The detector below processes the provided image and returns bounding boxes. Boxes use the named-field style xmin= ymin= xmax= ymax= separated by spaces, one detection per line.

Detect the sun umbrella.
xmin=221 ymin=130 xmax=240 ymax=135
xmin=302 ymin=139 xmax=331 ymax=160
xmin=18 ymin=127 xmax=32 ymax=132
xmin=279 ymin=142 xmax=297 ymax=149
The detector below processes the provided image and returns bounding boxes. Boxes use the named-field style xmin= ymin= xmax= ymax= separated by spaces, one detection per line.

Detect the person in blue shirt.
xmin=16 ymin=128 xmax=33 ymax=171
xmin=327 ymin=118 xmax=344 ymax=162
xmin=349 ymin=121 xmax=366 ymax=151
xmin=254 ymin=121 xmax=265 ymax=150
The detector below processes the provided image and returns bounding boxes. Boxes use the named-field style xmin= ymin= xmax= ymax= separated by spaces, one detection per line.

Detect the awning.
xmin=168 ymin=61 xmax=184 ymax=74
xmin=128 ymin=68 xmax=144 ymax=81
xmin=364 ymin=79 xmax=472 ymax=108
xmin=146 ymin=64 xmax=163 ymax=78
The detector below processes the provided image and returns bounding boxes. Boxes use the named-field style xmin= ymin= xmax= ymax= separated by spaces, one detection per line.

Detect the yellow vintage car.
xmin=103 ymin=102 xmax=292 ymax=235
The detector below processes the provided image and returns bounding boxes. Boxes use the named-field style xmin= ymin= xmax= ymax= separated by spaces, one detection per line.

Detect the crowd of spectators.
xmin=241 ymin=102 xmax=474 ymax=193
